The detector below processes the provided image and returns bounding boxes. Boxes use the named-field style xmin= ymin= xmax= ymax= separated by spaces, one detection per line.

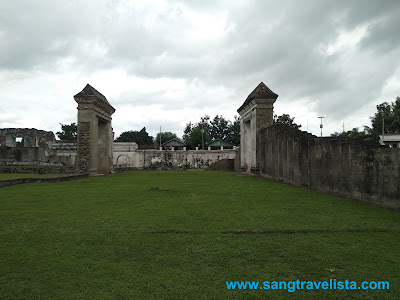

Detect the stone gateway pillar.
xmin=237 ymin=82 xmax=278 ymax=171
xmin=74 ymin=84 xmax=116 ymax=174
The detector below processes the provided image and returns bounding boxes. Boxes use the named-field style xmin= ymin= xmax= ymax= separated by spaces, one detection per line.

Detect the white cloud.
xmin=322 ymin=24 xmax=369 ymax=56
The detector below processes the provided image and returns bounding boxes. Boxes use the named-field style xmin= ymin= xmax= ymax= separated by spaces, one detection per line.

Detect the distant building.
xmin=379 ymin=134 xmax=400 ymax=148
xmin=161 ymin=138 xmax=186 ymax=150
xmin=208 ymin=139 xmax=234 ymax=149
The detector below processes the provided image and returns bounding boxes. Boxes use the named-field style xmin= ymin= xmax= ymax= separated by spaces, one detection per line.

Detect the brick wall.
xmin=77 ymin=122 xmax=90 ymax=173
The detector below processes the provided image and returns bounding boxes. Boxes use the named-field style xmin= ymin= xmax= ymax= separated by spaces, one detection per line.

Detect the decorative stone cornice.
xmin=74 ymin=84 xmax=115 ymax=117
xmin=237 ymin=82 xmax=278 ymax=114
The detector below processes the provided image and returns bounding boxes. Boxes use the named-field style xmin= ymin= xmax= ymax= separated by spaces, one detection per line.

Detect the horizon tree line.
xmin=56 ymin=97 xmax=400 ymax=145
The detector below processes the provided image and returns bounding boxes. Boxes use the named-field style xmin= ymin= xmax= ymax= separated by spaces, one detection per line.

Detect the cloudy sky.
xmin=1 ymin=0 xmax=399 ymax=139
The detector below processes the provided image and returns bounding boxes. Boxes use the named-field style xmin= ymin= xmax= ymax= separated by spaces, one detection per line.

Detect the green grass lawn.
xmin=0 ymin=170 xmax=399 ymax=299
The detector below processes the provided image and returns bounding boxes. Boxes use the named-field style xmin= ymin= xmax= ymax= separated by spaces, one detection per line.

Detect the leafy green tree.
xmin=188 ymin=126 xmax=211 ymax=149
xmin=329 ymin=97 xmax=400 ymax=141
xmin=274 ymin=114 xmax=301 ymax=129
xmin=183 ymin=114 xmax=240 ymax=147
xmin=210 ymin=115 xmax=230 ymax=141
xmin=56 ymin=123 xmax=77 ymax=142
xmin=183 ymin=122 xmax=193 ymax=144
xmin=226 ymin=115 xmax=240 ymax=145
xmin=155 ymin=132 xmax=178 ymax=145
xmin=331 ymin=127 xmax=371 ymax=140
xmin=115 ymin=127 xmax=153 ymax=145
xmin=369 ymin=97 xmax=400 ymax=139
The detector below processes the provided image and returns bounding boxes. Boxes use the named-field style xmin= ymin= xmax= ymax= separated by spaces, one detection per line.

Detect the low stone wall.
xmin=114 ymin=149 xmax=238 ymax=170
xmin=0 ymin=141 xmax=238 ymax=172
xmin=0 ymin=165 xmax=76 ymax=174
xmin=0 ymin=174 xmax=89 ymax=188
xmin=259 ymin=124 xmax=400 ymax=210
xmin=51 ymin=142 xmax=77 ymax=166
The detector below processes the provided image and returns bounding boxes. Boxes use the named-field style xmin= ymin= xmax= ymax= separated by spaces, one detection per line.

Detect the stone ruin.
xmin=0 ymin=84 xmax=116 ymax=174
xmin=1 ymin=82 xmax=283 ymax=174
xmin=1 ymin=82 xmax=280 ymax=174
xmin=2 ymin=81 xmax=398 ymax=209
xmin=0 ymin=128 xmax=55 ymax=162
xmin=0 ymin=128 xmax=55 ymax=149
xmin=237 ymin=82 xmax=278 ymax=171
xmin=74 ymin=84 xmax=115 ymax=174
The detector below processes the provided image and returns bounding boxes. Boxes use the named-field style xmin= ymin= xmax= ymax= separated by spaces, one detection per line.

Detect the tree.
xmin=274 ymin=114 xmax=301 ymax=129
xmin=56 ymin=123 xmax=77 ymax=142
xmin=198 ymin=115 xmax=212 ymax=140
xmin=188 ymin=126 xmax=211 ymax=149
xmin=182 ymin=114 xmax=240 ymax=147
xmin=331 ymin=127 xmax=371 ymax=140
xmin=210 ymin=115 xmax=230 ymax=141
xmin=155 ymin=132 xmax=178 ymax=145
xmin=115 ymin=127 xmax=153 ymax=145
xmin=183 ymin=122 xmax=193 ymax=145
xmin=226 ymin=115 xmax=240 ymax=145
xmin=369 ymin=97 xmax=400 ymax=139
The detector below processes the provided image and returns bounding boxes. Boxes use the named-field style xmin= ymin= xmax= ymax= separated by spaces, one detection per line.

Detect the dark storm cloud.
xmin=191 ymin=0 xmax=400 ymax=122
xmin=1 ymin=0 xmax=399 ymax=134
xmin=338 ymin=0 xmax=400 ymax=48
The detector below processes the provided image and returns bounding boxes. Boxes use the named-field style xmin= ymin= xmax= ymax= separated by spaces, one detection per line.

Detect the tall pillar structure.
xmin=237 ymin=82 xmax=278 ymax=171
xmin=74 ymin=84 xmax=116 ymax=174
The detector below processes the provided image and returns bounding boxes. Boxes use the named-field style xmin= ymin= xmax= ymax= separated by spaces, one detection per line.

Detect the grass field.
xmin=0 ymin=170 xmax=399 ymax=299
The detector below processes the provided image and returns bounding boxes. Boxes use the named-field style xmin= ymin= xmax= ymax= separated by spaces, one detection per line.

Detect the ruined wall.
xmin=0 ymin=128 xmax=59 ymax=164
xmin=113 ymin=145 xmax=238 ymax=170
xmin=0 ymin=136 xmax=238 ymax=172
xmin=50 ymin=142 xmax=77 ymax=166
xmin=0 ymin=147 xmax=49 ymax=163
xmin=0 ymin=128 xmax=77 ymax=168
xmin=259 ymin=124 xmax=400 ymax=209
xmin=0 ymin=128 xmax=55 ymax=148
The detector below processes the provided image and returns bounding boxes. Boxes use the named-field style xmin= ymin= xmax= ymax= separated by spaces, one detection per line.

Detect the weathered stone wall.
xmin=0 ymin=139 xmax=77 ymax=168
xmin=259 ymin=124 xmax=400 ymax=209
xmin=113 ymin=147 xmax=238 ymax=170
xmin=0 ymin=147 xmax=49 ymax=163
xmin=0 ymin=137 xmax=238 ymax=172
xmin=0 ymin=174 xmax=88 ymax=188
xmin=0 ymin=128 xmax=55 ymax=148
xmin=50 ymin=142 xmax=77 ymax=166
xmin=0 ymin=164 xmax=76 ymax=174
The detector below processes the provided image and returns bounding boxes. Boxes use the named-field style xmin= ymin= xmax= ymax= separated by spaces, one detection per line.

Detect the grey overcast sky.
xmin=1 ymin=0 xmax=399 ymax=139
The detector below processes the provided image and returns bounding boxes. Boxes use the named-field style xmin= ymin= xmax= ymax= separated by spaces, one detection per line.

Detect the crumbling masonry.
xmin=74 ymin=84 xmax=115 ymax=174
